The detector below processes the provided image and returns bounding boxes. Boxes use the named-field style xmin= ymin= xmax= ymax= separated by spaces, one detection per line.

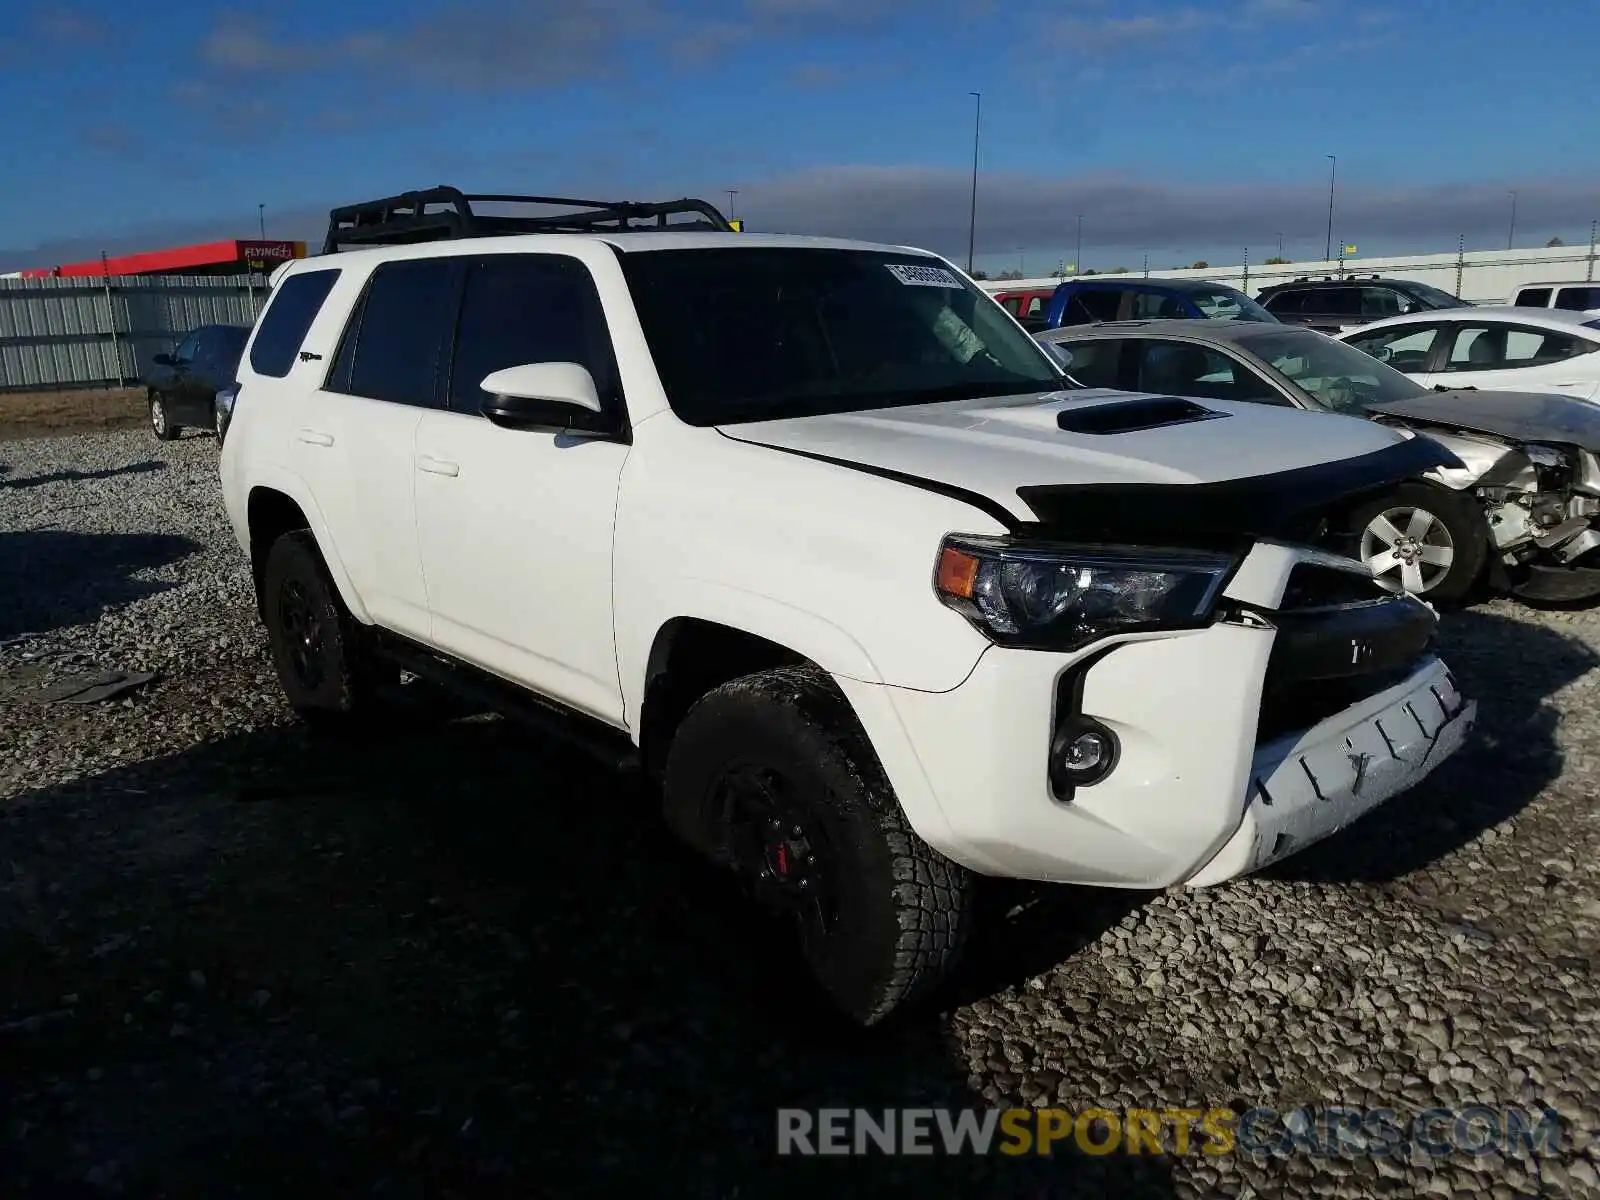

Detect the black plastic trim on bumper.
xmin=1255 ymin=595 xmax=1439 ymax=745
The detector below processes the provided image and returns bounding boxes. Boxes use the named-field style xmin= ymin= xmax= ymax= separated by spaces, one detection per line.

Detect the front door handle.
xmin=417 ymin=454 xmax=459 ymax=477
xmin=296 ymin=427 xmax=334 ymax=447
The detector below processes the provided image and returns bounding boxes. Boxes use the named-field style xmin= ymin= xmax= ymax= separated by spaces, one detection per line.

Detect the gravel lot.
xmin=3 ymin=426 xmax=1600 ymax=1198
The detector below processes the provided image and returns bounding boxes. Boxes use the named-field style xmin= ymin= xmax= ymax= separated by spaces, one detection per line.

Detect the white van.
xmin=1509 ymin=280 xmax=1600 ymax=316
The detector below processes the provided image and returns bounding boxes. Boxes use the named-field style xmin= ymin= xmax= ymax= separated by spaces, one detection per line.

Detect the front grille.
xmin=1278 ymin=559 xmax=1391 ymax=610
xmin=1255 ymin=593 xmax=1437 ymax=745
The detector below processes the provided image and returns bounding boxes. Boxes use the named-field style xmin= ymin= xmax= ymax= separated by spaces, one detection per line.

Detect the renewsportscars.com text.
xmin=776 ymin=1105 xmax=1564 ymax=1159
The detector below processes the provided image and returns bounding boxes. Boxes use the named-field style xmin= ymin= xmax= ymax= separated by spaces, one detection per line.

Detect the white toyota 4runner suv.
xmin=220 ymin=187 xmax=1477 ymax=1025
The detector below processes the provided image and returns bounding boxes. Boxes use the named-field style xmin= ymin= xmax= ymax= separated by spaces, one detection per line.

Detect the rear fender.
xmin=245 ymin=466 xmax=373 ymax=626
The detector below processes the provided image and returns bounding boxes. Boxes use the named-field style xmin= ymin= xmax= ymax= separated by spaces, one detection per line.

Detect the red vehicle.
xmin=992 ymin=287 xmax=1055 ymax=332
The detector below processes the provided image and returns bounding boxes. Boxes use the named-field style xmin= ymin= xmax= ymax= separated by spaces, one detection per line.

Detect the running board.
xmin=371 ymin=631 xmax=640 ymax=772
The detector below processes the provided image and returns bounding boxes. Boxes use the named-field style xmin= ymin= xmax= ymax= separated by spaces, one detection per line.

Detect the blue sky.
xmin=1 ymin=0 xmax=1597 ymax=273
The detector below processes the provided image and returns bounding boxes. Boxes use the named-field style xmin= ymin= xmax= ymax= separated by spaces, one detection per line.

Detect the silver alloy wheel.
xmin=1360 ymin=505 xmax=1456 ymax=595
xmin=150 ymin=396 xmax=166 ymax=436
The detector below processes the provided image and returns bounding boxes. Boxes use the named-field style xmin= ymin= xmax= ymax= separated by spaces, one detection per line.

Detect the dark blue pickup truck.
xmin=1031 ymin=277 xmax=1279 ymax=331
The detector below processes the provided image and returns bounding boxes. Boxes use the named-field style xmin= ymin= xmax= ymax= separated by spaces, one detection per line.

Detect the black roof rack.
xmin=322 ymin=185 xmax=736 ymax=253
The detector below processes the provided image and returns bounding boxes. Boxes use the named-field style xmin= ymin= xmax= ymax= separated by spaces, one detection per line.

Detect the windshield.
xmin=1406 ymin=281 xmax=1470 ymax=309
xmin=618 ymin=247 xmax=1068 ymax=424
xmin=1188 ymin=287 xmax=1277 ymax=323
xmin=1236 ymin=327 xmax=1427 ymax=414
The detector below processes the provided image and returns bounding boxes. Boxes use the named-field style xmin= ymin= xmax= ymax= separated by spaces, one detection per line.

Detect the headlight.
xmin=934 ymin=535 xmax=1238 ymax=650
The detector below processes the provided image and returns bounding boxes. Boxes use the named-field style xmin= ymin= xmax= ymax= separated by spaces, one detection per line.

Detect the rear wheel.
xmin=260 ymin=531 xmax=394 ymax=726
xmin=662 ymin=665 xmax=975 ymax=1025
xmin=1348 ymin=482 xmax=1486 ymax=604
xmin=149 ymin=393 xmax=179 ymax=441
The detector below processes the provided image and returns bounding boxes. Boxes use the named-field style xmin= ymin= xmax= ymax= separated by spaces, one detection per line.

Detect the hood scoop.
xmin=1055 ymin=395 xmax=1230 ymax=435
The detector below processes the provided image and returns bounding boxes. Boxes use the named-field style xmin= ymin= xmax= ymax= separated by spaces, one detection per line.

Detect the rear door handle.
xmin=296 ymin=427 xmax=334 ymax=447
xmin=417 ymin=454 xmax=459 ymax=477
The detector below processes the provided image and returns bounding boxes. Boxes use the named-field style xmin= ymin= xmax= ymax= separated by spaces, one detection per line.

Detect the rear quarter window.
xmin=248 ymin=268 xmax=341 ymax=378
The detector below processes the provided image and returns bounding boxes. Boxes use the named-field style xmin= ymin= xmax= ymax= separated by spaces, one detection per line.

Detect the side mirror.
xmin=152 ymin=353 xmax=175 ymax=367
xmin=479 ymin=362 xmax=608 ymax=431
xmin=1041 ymin=342 xmax=1074 ymax=369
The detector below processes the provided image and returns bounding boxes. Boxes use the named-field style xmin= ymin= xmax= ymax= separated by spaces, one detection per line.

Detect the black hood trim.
xmin=1015 ymin=435 xmax=1462 ymax=541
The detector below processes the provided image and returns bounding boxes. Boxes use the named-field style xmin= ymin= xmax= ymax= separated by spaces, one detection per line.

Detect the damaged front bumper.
xmin=840 ymin=541 xmax=1477 ymax=889
xmin=1184 ymin=655 xmax=1475 ymax=886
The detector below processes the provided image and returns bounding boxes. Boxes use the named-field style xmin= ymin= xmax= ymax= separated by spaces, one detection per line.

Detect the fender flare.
xmin=623 ymin=580 xmax=885 ymax=731
xmin=245 ymin=466 xmax=374 ymax=626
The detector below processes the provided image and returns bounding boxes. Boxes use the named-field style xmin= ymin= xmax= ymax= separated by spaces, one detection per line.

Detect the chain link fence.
xmin=0 ymin=274 xmax=269 ymax=393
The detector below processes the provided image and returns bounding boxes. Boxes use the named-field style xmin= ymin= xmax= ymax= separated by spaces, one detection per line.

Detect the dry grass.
xmin=0 ymin=388 xmax=147 ymax=441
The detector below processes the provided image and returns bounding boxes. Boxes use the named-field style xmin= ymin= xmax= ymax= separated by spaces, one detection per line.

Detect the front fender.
xmin=619 ymin=580 xmax=887 ymax=732
xmin=242 ymin=465 xmax=374 ymax=627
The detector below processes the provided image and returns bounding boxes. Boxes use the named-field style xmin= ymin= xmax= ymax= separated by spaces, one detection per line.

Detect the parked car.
xmin=1337 ymin=307 xmax=1600 ymax=403
xmin=991 ymin=287 xmax=1055 ymax=332
xmin=1255 ymin=275 xmax=1470 ymax=335
xmin=220 ymin=185 xmax=1474 ymax=1024
xmin=1039 ymin=277 xmax=1278 ymax=330
xmin=143 ymin=323 xmax=250 ymax=441
xmin=1506 ymin=281 xmax=1600 ymax=317
xmin=1038 ymin=319 xmax=1600 ymax=603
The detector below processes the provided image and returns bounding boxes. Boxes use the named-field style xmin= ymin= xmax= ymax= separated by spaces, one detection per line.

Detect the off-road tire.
xmin=149 ymin=393 xmax=179 ymax=441
xmin=260 ymin=531 xmax=393 ymax=727
xmin=662 ymin=665 xmax=975 ymax=1025
xmin=1346 ymin=481 xmax=1487 ymax=605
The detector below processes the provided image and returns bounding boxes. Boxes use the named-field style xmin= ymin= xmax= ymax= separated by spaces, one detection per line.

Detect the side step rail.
xmin=372 ymin=632 xmax=639 ymax=773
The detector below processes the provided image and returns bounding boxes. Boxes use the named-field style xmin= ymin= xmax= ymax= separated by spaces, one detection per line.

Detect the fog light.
xmin=1049 ymin=717 xmax=1119 ymax=795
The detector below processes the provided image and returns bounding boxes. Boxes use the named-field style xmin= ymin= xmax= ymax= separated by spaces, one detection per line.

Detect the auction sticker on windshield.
xmin=886 ymin=262 xmax=962 ymax=288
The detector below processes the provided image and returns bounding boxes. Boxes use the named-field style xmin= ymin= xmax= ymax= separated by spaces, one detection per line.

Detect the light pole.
xmin=1075 ymin=214 xmax=1083 ymax=276
xmin=1324 ymin=155 xmax=1336 ymax=262
xmin=1276 ymin=231 xmax=1284 ymax=259
xmin=966 ymin=91 xmax=981 ymax=274
xmin=726 ymin=189 xmax=739 ymax=219
xmin=258 ymin=204 xmax=266 ymax=239
xmin=1507 ymin=191 xmax=1517 ymax=250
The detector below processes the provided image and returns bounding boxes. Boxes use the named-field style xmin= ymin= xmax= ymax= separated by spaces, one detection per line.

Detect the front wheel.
xmin=662 ymin=665 xmax=975 ymax=1025
xmin=1348 ymin=481 xmax=1487 ymax=604
xmin=149 ymin=393 xmax=179 ymax=441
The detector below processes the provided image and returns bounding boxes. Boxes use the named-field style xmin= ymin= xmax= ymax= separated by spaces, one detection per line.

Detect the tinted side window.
xmin=249 ymin=269 xmax=340 ymax=378
xmin=1359 ymin=287 xmax=1407 ymax=317
xmin=446 ymin=254 xmax=620 ymax=416
xmin=1556 ymin=287 xmax=1600 ymax=311
xmin=1061 ymin=288 xmax=1122 ymax=325
xmin=1128 ymin=290 xmax=1193 ymax=319
xmin=346 ymin=259 xmax=464 ymax=407
xmin=1516 ymin=288 xmax=1552 ymax=307
xmin=1134 ymin=341 xmax=1286 ymax=404
xmin=1052 ymin=339 xmax=1121 ymax=388
xmin=1317 ymin=288 xmax=1360 ymax=316
xmin=1261 ymin=290 xmax=1304 ymax=314
xmin=173 ymin=330 xmax=202 ymax=363
xmin=215 ymin=327 xmax=248 ymax=374
xmin=1439 ymin=325 xmax=1584 ymax=371
xmin=1024 ymin=296 xmax=1045 ymax=318
xmin=1345 ymin=325 xmax=1440 ymax=373
xmin=999 ymin=296 xmax=1022 ymax=315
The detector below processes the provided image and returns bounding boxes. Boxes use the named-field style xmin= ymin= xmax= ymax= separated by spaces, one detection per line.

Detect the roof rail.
xmin=321 ymin=185 xmax=736 ymax=253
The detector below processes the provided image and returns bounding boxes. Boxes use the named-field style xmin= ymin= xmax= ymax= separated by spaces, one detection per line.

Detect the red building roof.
xmin=19 ymin=239 xmax=306 ymax=278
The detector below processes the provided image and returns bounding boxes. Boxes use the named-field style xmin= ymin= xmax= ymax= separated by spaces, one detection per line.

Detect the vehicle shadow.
xmin=0 ymin=460 xmax=165 ymax=490
xmin=0 ymin=710 xmax=1177 ymax=1199
xmin=1263 ymin=606 xmax=1597 ymax=884
xmin=0 ymin=530 xmax=201 ymax=640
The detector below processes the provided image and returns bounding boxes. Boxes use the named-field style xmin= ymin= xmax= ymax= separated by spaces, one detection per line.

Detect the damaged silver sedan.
xmin=1036 ymin=319 xmax=1600 ymax=603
